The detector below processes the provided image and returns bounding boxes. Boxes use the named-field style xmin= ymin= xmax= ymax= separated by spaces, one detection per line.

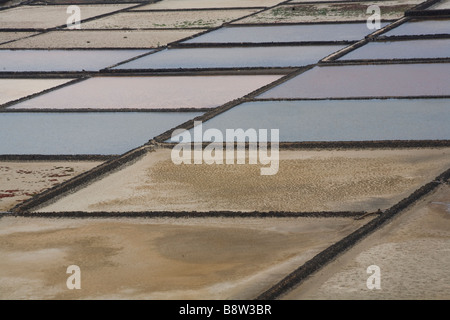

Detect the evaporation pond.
xmin=183 ymin=23 xmax=387 ymax=43
xmin=0 ymin=112 xmax=202 ymax=155
xmin=258 ymin=63 xmax=450 ymax=99
xmin=0 ymin=50 xmax=150 ymax=72
xmin=175 ymin=99 xmax=450 ymax=142
xmin=10 ymin=75 xmax=281 ymax=110
xmin=338 ymin=39 xmax=450 ymax=60
xmin=384 ymin=19 xmax=450 ymax=36
xmin=0 ymin=78 xmax=72 ymax=106
xmin=1 ymin=30 xmax=204 ymax=49
xmin=113 ymin=45 xmax=345 ymax=70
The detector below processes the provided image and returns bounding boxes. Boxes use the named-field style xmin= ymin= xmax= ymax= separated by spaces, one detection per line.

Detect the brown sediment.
xmin=0 ymin=4 xmax=134 ymax=29
xmin=0 ymin=215 xmax=367 ymax=299
xmin=281 ymin=183 xmax=450 ymax=300
xmin=0 ymin=161 xmax=103 ymax=211
xmin=34 ymin=148 xmax=450 ymax=213
xmin=80 ymin=9 xmax=259 ymax=29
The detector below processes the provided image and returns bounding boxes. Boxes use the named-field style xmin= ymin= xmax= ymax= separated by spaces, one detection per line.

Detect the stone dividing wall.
xmin=256 ymin=167 xmax=450 ymax=300
xmin=6 ymin=210 xmax=368 ymax=218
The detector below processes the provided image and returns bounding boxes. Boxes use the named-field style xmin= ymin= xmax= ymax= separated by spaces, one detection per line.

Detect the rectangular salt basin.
xmin=133 ymin=0 xmax=283 ymax=10
xmin=184 ymin=23 xmax=388 ymax=44
xmin=0 ymin=79 xmax=73 ymax=106
xmin=80 ymin=10 xmax=258 ymax=29
xmin=338 ymin=39 xmax=450 ymax=60
xmin=236 ymin=1 xmax=418 ymax=24
xmin=258 ymin=63 xmax=450 ymax=99
xmin=10 ymin=75 xmax=282 ymax=110
xmin=0 ymin=32 xmax=37 ymax=45
xmin=383 ymin=19 xmax=450 ymax=37
xmin=0 ymin=30 xmax=204 ymax=49
xmin=0 ymin=50 xmax=150 ymax=72
xmin=0 ymin=112 xmax=202 ymax=155
xmin=35 ymin=148 xmax=450 ymax=213
xmin=113 ymin=45 xmax=345 ymax=70
xmin=179 ymin=99 xmax=450 ymax=142
xmin=0 ymin=216 xmax=366 ymax=299
xmin=0 ymin=5 xmax=132 ymax=29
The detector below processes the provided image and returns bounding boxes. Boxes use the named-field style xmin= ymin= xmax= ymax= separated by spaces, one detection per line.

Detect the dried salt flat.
xmin=34 ymin=148 xmax=450 ymax=213
xmin=133 ymin=0 xmax=283 ymax=10
xmin=338 ymin=39 xmax=450 ymax=60
xmin=284 ymin=184 xmax=450 ymax=300
xmin=0 ymin=4 xmax=133 ymax=29
xmin=258 ymin=63 xmax=450 ymax=99
xmin=0 ymin=78 xmax=73 ymax=106
xmin=0 ymin=161 xmax=103 ymax=211
xmin=0 ymin=49 xmax=150 ymax=72
xmin=0 ymin=30 xmax=204 ymax=49
xmin=80 ymin=9 xmax=259 ymax=29
xmin=0 ymin=112 xmax=202 ymax=155
xmin=0 ymin=32 xmax=38 ymax=45
xmin=235 ymin=1 xmax=421 ymax=24
xmin=112 ymin=45 xmax=345 ymax=70
xmin=10 ymin=75 xmax=282 ymax=110
xmin=0 ymin=215 xmax=367 ymax=299
xmin=183 ymin=23 xmax=389 ymax=44
xmin=182 ymin=99 xmax=450 ymax=142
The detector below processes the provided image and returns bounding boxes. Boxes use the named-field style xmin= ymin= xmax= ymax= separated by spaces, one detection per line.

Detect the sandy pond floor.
xmin=0 ymin=161 xmax=102 ymax=211
xmin=36 ymin=148 xmax=450 ymax=213
xmin=0 ymin=216 xmax=368 ymax=299
xmin=0 ymin=4 xmax=133 ymax=29
xmin=283 ymin=184 xmax=450 ymax=300
xmin=236 ymin=1 xmax=422 ymax=24
xmin=81 ymin=9 xmax=259 ymax=29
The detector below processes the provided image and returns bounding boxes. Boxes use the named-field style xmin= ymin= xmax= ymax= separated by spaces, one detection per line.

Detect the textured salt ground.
xmin=80 ymin=9 xmax=259 ymax=29
xmin=0 ymin=32 xmax=37 ymax=45
xmin=0 ymin=161 xmax=102 ymax=211
xmin=133 ymin=0 xmax=283 ymax=10
xmin=0 ymin=4 xmax=133 ymax=29
xmin=0 ymin=30 xmax=204 ymax=49
xmin=283 ymin=184 xmax=450 ymax=300
xmin=0 ymin=79 xmax=73 ymax=106
xmin=0 ymin=216 xmax=368 ymax=299
xmin=235 ymin=1 xmax=419 ymax=24
xmin=36 ymin=148 xmax=450 ymax=213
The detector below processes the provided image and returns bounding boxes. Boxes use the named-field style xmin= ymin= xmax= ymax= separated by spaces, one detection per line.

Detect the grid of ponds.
xmin=1 ymin=0 xmax=448 ymax=153
xmin=2 ymin=0 xmax=450 ymax=302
